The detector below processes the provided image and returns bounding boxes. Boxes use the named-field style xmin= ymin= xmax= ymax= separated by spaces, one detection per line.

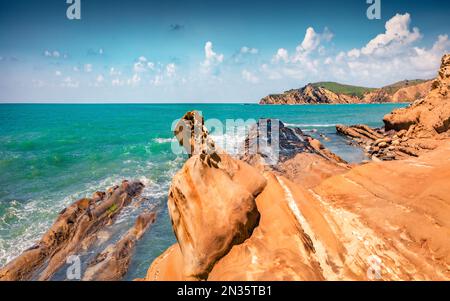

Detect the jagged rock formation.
xmin=384 ymin=54 xmax=450 ymax=138
xmin=260 ymin=80 xmax=431 ymax=105
xmin=143 ymin=109 xmax=450 ymax=281
xmin=166 ymin=111 xmax=267 ymax=280
xmin=0 ymin=180 xmax=144 ymax=281
xmin=83 ymin=211 xmax=156 ymax=281
xmin=336 ymin=124 xmax=439 ymax=161
xmin=239 ymin=119 xmax=349 ymax=187
xmin=337 ymin=54 xmax=450 ymax=161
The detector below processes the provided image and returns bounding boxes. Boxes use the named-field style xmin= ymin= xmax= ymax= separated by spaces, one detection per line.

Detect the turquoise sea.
xmin=0 ymin=103 xmax=407 ymax=279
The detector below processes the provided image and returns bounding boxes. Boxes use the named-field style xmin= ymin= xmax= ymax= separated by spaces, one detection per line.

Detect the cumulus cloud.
xmin=360 ymin=13 xmax=421 ymax=57
xmin=271 ymin=27 xmax=333 ymax=66
xmin=133 ymin=56 xmax=155 ymax=73
xmin=292 ymin=27 xmax=333 ymax=63
xmin=202 ymin=41 xmax=224 ymax=72
xmin=266 ymin=13 xmax=449 ymax=87
xmin=166 ymin=63 xmax=176 ymax=77
xmin=273 ymin=48 xmax=289 ymax=63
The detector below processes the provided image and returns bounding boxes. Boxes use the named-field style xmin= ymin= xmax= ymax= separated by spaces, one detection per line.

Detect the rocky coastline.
xmin=143 ymin=54 xmax=450 ymax=281
xmin=260 ymin=80 xmax=432 ymax=105
xmin=1 ymin=54 xmax=449 ymax=281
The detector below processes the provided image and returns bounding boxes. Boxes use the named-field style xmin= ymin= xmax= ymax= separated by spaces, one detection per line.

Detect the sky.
xmin=0 ymin=0 xmax=449 ymax=103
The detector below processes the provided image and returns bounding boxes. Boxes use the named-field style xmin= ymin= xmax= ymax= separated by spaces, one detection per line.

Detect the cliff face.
xmin=260 ymin=84 xmax=360 ymax=105
xmin=384 ymin=54 xmax=450 ymax=138
xmin=260 ymin=80 xmax=432 ymax=105
xmin=335 ymin=55 xmax=450 ymax=161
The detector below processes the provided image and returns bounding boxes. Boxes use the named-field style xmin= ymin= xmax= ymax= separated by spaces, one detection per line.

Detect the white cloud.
xmin=361 ymin=13 xmax=421 ymax=56
xmin=292 ymin=27 xmax=333 ymax=62
xmin=166 ymin=63 xmax=176 ymax=77
xmin=410 ymin=34 xmax=450 ymax=72
xmin=134 ymin=56 xmax=155 ymax=73
xmin=55 ymin=70 xmax=62 ymax=76
xmin=202 ymin=41 xmax=224 ymax=71
xmin=347 ymin=48 xmax=361 ymax=58
xmin=242 ymin=69 xmax=259 ymax=84
xmin=241 ymin=46 xmax=259 ymax=54
xmin=299 ymin=27 xmax=321 ymax=53
xmin=96 ymin=75 xmax=104 ymax=83
xmin=266 ymin=13 xmax=449 ymax=87
xmin=273 ymin=48 xmax=289 ymax=63
xmin=84 ymin=64 xmax=93 ymax=73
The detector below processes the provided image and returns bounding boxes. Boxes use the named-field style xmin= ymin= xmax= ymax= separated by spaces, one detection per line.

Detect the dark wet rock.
xmin=0 ymin=180 xmax=144 ymax=281
xmin=82 ymin=211 xmax=157 ymax=281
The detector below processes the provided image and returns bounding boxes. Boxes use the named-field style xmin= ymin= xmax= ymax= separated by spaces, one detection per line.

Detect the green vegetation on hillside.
xmin=311 ymin=82 xmax=376 ymax=98
xmin=381 ymin=79 xmax=428 ymax=95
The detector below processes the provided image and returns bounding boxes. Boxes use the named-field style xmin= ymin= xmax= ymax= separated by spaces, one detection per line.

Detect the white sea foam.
xmin=210 ymin=133 xmax=247 ymax=155
xmin=0 ymin=155 xmax=184 ymax=267
xmin=153 ymin=137 xmax=175 ymax=144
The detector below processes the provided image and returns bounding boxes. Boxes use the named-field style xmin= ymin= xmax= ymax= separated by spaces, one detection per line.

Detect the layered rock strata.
xmin=0 ymin=180 xmax=145 ymax=281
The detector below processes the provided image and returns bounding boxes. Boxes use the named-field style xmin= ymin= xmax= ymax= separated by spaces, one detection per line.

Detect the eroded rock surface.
xmin=162 ymin=111 xmax=267 ymax=280
xmin=0 ymin=180 xmax=144 ymax=281
xmin=384 ymin=54 xmax=450 ymax=137
xmin=337 ymin=54 xmax=450 ymax=161
xmin=83 ymin=211 xmax=156 ymax=281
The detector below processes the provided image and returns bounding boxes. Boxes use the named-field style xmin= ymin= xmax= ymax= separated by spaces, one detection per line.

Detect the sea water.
xmin=0 ymin=103 xmax=407 ymax=279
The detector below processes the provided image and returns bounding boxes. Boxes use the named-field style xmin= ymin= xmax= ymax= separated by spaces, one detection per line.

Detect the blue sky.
xmin=0 ymin=0 xmax=449 ymax=102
